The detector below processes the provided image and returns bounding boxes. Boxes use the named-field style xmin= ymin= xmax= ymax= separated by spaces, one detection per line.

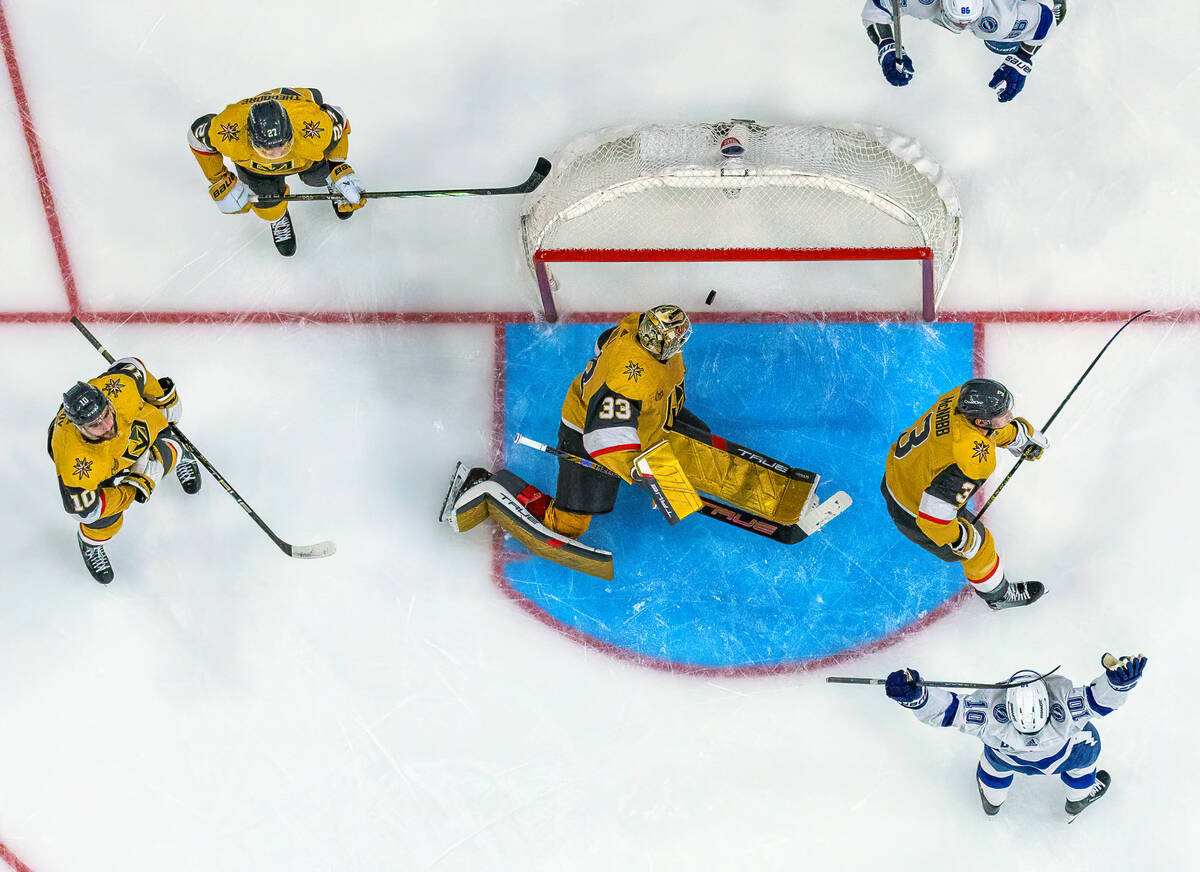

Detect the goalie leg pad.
xmin=633 ymin=441 xmax=703 ymax=524
xmin=454 ymin=469 xmax=614 ymax=580
xmin=665 ymin=428 xmax=815 ymax=525
xmin=544 ymin=504 xmax=591 ymax=539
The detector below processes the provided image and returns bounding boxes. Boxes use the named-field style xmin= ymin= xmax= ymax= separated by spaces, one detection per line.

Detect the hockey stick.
xmin=68 ymin=317 xmax=336 ymax=559
xmin=826 ymin=664 xmax=1061 ymax=691
xmin=513 ymin=433 xmax=821 ymax=544
xmin=256 ymin=157 xmax=551 ymax=203
xmin=971 ymin=309 xmax=1151 ymax=523
xmin=890 ymin=0 xmax=906 ymax=67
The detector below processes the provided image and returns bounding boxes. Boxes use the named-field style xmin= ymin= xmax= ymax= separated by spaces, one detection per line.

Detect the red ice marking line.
xmin=0 ymin=841 xmax=32 ymax=872
xmin=0 ymin=1 xmax=80 ymax=315
xmin=4 ymin=309 xmax=1198 ymax=328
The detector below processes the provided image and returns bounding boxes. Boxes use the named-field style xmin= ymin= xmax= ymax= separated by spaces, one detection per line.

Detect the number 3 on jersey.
xmin=893 ymin=414 xmax=931 ymax=460
xmin=599 ymin=396 xmax=632 ymax=420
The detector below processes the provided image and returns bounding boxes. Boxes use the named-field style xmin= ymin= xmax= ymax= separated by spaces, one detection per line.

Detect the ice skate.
xmin=78 ymin=533 xmax=114 ymax=585
xmin=175 ymin=445 xmax=202 ymax=494
xmin=270 ymin=210 xmax=297 ymax=256
xmin=977 ymin=781 xmax=1002 ymax=817
xmin=439 ymin=463 xmax=490 ymax=525
xmin=983 ymin=578 xmax=1045 ymax=611
xmin=1066 ymin=771 xmax=1110 ymax=822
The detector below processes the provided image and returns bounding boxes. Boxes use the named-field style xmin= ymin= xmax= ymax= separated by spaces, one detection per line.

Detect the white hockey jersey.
xmin=862 ymin=0 xmax=1058 ymax=49
xmin=900 ymin=671 xmax=1133 ymax=772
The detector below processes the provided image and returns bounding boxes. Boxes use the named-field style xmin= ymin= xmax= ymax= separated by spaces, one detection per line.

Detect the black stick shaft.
xmin=970 ymin=310 xmax=1150 ymax=523
xmin=827 ymin=664 xmax=1059 ymax=691
xmin=262 ymin=157 xmax=551 ymax=202
xmin=68 ymin=318 xmax=334 ymax=559
xmin=513 ymin=434 xmax=808 ymax=544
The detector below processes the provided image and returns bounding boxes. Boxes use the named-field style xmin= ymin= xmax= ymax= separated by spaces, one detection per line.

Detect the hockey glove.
xmin=885 ymin=669 xmax=926 ymax=705
xmin=950 ymin=518 xmax=984 ymax=560
xmin=1004 ymin=417 xmax=1048 ymax=461
xmin=147 ymin=376 xmax=183 ymax=424
xmin=327 ymin=162 xmax=366 ymax=217
xmin=877 ymin=40 xmax=914 ymax=87
xmin=115 ymin=448 xmax=165 ymax=503
xmin=1104 ymin=653 xmax=1147 ymax=690
xmin=989 ymin=54 xmax=1032 ymax=103
xmin=208 ymin=170 xmax=251 ymax=214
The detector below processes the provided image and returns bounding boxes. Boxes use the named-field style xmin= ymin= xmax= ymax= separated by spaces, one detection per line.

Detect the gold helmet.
xmin=637 ymin=305 xmax=692 ymax=362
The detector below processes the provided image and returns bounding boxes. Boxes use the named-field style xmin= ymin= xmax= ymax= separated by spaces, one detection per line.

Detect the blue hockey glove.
xmin=877 ymin=40 xmax=914 ymax=87
xmin=886 ymin=668 xmax=925 ymax=704
xmin=989 ymin=54 xmax=1032 ymax=103
xmin=1105 ymin=654 xmax=1147 ymax=690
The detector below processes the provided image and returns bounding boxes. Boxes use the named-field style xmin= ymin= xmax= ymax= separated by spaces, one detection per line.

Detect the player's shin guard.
xmin=976 ymin=759 xmax=1012 ymax=815
xmin=453 ymin=469 xmax=614 ymax=580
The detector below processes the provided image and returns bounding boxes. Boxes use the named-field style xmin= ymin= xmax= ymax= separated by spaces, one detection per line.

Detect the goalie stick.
xmin=68 ymin=318 xmax=336 ymax=560
xmin=255 ymin=157 xmax=552 ymax=203
xmin=512 ymin=434 xmax=849 ymax=544
xmin=826 ymin=663 xmax=1062 ymax=691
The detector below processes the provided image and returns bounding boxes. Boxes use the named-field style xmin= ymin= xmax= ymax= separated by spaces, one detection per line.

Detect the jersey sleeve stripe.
xmin=583 ymin=426 xmax=640 ymax=458
xmin=1033 ymin=3 xmax=1053 ymax=40
xmin=940 ymin=693 xmax=960 ymax=727
xmin=1085 ymin=685 xmax=1115 ymax=716
xmin=918 ymin=491 xmax=958 ymax=522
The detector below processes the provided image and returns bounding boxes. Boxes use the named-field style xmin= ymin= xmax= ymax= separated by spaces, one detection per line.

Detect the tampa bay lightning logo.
xmin=993 ymin=704 xmax=1009 ymax=723
xmin=979 ymin=16 xmax=999 ymax=33
xmin=1050 ymin=702 xmax=1067 ymax=723
xmin=918 ymin=0 xmax=935 ymax=5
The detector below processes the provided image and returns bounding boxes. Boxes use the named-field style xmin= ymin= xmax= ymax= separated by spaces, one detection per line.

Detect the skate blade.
xmin=439 ymin=462 xmax=469 ymax=527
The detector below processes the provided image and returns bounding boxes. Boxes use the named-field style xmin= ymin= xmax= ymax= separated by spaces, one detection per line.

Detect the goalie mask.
xmin=637 ymin=305 xmax=692 ymax=362
xmin=956 ymin=378 xmax=1014 ymax=432
xmin=1005 ymin=671 xmax=1050 ymax=734
xmin=937 ymin=0 xmax=983 ymax=31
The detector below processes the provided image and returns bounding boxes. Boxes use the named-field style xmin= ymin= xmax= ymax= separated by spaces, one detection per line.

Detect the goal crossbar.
xmin=532 ymin=246 xmax=937 ymax=323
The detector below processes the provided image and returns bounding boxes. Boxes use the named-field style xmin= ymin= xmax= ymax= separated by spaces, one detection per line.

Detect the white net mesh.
xmin=520 ymin=120 xmax=962 ymax=312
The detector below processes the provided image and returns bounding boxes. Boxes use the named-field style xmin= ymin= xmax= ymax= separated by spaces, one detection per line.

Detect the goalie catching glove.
xmin=208 ymin=169 xmax=251 ymax=214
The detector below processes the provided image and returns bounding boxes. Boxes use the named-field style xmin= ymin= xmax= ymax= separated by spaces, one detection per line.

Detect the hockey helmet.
xmin=937 ymin=0 xmax=983 ymax=31
xmin=1005 ymin=670 xmax=1050 ymax=734
xmin=956 ymin=378 xmax=1014 ymax=430
xmin=637 ymin=305 xmax=692 ymax=362
xmin=62 ymin=381 xmax=111 ymax=428
xmin=247 ymin=99 xmax=293 ymax=159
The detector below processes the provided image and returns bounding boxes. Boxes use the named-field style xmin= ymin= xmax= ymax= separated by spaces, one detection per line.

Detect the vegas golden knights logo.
xmin=123 ymin=420 xmax=151 ymax=463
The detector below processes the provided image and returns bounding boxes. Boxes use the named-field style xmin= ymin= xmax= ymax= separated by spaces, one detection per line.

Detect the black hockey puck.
xmin=705 ymin=290 xmax=717 ymax=305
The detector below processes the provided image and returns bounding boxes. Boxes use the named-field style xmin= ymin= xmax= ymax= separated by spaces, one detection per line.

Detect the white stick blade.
xmin=290 ymin=541 xmax=337 ymax=559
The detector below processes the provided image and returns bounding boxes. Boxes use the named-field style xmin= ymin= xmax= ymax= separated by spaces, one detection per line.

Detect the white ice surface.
xmin=1 ymin=1 xmax=1198 ymax=869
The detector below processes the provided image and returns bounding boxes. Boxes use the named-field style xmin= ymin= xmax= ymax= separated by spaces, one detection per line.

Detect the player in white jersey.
xmin=862 ymin=0 xmax=1065 ymax=102
xmin=885 ymin=654 xmax=1147 ymax=819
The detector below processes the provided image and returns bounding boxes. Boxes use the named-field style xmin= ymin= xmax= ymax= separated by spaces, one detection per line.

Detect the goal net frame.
xmin=520 ymin=121 xmax=962 ymax=322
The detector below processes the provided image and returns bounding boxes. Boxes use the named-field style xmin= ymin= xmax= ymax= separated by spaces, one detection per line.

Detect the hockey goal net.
xmin=520 ymin=120 xmax=962 ymax=321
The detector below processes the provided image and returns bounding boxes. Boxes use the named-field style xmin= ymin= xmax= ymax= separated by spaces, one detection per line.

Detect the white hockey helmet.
xmin=1005 ymin=671 xmax=1050 ymax=734
xmin=938 ymin=0 xmax=983 ymax=31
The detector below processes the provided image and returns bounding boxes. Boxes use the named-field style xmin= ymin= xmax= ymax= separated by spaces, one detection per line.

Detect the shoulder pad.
xmin=950 ymin=416 xmax=996 ymax=479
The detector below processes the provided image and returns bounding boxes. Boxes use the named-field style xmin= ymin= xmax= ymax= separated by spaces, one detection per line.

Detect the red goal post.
xmin=520 ymin=121 xmax=961 ymax=322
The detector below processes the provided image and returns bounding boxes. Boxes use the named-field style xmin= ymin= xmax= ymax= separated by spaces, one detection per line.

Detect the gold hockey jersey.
xmin=188 ymin=87 xmax=350 ymax=180
xmin=561 ymin=312 xmax=686 ymax=483
xmin=884 ymin=385 xmax=1021 ymax=545
xmin=48 ymin=359 xmax=175 ymax=525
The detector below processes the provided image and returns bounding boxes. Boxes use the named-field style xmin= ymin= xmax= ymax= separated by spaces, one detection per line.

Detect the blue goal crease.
xmin=500 ymin=321 xmax=975 ymax=669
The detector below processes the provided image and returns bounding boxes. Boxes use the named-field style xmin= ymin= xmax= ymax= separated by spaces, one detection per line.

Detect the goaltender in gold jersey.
xmin=440 ymin=306 xmax=832 ymax=579
xmin=188 ymin=87 xmax=365 ymax=256
xmin=48 ymin=358 xmax=202 ymax=584
xmin=882 ymin=378 xmax=1049 ymax=610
